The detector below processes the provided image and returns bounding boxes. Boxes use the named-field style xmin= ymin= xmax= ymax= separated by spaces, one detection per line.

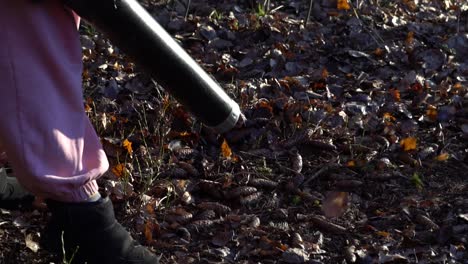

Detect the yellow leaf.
xmin=221 ymin=139 xmax=232 ymax=158
xmin=122 ymin=139 xmax=133 ymax=154
xmin=337 ymin=0 xmax=351 ymax=10
xmin=400 ymin=137 xmax=417 ymax=152
xmin=435 ymin=153 xmax=449 ymax=161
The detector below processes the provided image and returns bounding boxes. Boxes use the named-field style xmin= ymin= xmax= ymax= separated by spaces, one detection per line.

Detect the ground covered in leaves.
xmin=1 ymin=0 xmax=468 ymax=263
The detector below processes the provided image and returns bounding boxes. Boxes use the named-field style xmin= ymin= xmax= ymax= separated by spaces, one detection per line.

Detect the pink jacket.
xmin=0 ymin=0 xmax=108 ymax=202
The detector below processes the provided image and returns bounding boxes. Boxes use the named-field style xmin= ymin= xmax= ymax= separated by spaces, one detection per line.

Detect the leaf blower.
xmin=63 ymin=0 xmax=243 ymax=133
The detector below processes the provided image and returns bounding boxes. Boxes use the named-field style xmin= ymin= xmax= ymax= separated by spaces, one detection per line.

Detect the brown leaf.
xmin=434 ymin=153 xmax=449 ymax=161
xmin=144 ymin=220 xmax=157 ymax=244
xmin=211 ymin=231 xmax=234 ymax=247
xmin=322 ymin=192 xmax=349 ymax=218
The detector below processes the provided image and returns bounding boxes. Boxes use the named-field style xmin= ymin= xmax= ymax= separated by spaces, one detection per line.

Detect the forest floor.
xmin=1 ymin=0 xmax=467 ymax=263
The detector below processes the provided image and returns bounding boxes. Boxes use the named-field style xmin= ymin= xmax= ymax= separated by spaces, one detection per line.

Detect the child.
xmin=0 ymin=1 xmax=159 ymax=263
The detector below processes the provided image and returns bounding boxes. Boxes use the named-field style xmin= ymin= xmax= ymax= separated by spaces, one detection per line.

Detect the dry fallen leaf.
xmin=322 ymin=191 xmax=349 ymax=218
xmin=389 ymin=88 xmax=401 ymax=102
xmin=426 ymin=105 xmax=438 ymax=121
xmin=221 ymin=138 xmax=232 ymax=158
xmin=376 ymin=230 xmax=391 ymax=238
xmin=25 ymin=233 xmax=39 ymax=253
xmin=144 ymin=221 xmax=154 ymax=244
xmin=337 ymin=0 xmax=351 ymax=10
xmin=400 ymin=137 xmax=417 ymax=152
xmin=122 ymin=138 xmax=133 ymax=154
xmin=435 ymin=152 xmax=449 ymax=161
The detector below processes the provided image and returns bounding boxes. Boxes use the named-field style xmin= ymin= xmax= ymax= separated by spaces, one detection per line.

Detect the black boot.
xmin=43 ymin=196 xmax=160 ymax=264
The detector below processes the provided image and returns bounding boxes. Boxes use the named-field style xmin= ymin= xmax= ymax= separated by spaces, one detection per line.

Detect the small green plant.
xmin=291 ymin=195 xmax=302 ymax=205
xmin=81 ymin=23 xmax=97 ymax=36
xmin=256 ymin=157 xmax=273 ymax=174
xmin=256 ymin=2 xmax=267 ymax=17
xmin=209 ymin=9 xmax=223 ymax=21
xmin=411 ymin=172 xmax=424 ymax=190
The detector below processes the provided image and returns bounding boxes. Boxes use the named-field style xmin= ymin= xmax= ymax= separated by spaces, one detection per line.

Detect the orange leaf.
xmin=426 ymin=105 xmax=437 ymax=121
xmin=291 ymin=113 xmax=303 ymax=125
xmin=346 ymin=160 xmax=355 ymax=167
xmin=376 ymin=231 xmax=390 ymax=238
xmin=383 ymin=112 xmax=396 ymax=123
xmin=453 ymin=82 xmax=463 ymax=89
xmin=146 ymin=202 xmax=155 ymax=215
xmin=400 ymin=137 xmax=417 ymax=152
xmin=406 ymin=31 xmax=414 ymax=45
xmin=84 ymin=104 xmax=92 ymax=112
xmin=111 ymin=163 xmax=126 ymax=178
xmin=373 ymin=48 xmax=384 ymax=57
xmin=389 ymin=88 xmax=401 ymax=102
xmin=402 ymin=0 xmax=417 ymax=11
xmin=435 ymin=153 xmax=449 ymax=161
xmin=321 ymin=68 xmax=329 ymax=79
xmin=257 ymin=100 xmax=273 ymax=114
xmin=144 ymin=221 xmax=155 ymax=244
xmin=221 ymin=139 xmax=232 ymax=158
xmin=122 ymin=139 xmax=133 ymax=154
xmin=337 ymin=0 xmax=351 ymax=10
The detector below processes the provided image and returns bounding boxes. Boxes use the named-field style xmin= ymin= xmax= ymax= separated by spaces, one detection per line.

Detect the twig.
xmin=184 ymin=0 xmax=191 ymax=21
xmin=301 ymin=163 xmax=341 ymax=187
xmin=306 ymin=0 xmax=314 ymax=26
xmin=350 ymin=4 xmax=385 ymax=47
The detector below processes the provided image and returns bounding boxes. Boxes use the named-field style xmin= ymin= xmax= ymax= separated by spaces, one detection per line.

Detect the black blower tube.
xmin=63 ymin=0 xmax=242 ymax=133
